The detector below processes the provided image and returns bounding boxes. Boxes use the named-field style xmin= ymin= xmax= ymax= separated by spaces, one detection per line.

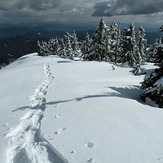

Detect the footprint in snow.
xmin=55 ymin=127 xmax=67 ymax=135
xmin=87 ymin=157 xmax=96 ymax=163
xmin=55 ymin=114 xmax=61 ymax=119
xmin=62 ymin=127 xmax=67 ymax=131
xmin=54 ymin=130 xmax=60 ymax=135
xmin=85 ymin=142 xmax=94 ymax=148
xmin=70 ymin=150 xmax=76 ymax=154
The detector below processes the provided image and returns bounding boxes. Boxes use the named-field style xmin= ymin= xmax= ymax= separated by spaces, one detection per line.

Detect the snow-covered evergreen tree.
xmin=37 ymin=38 xmax=60 ymax=56
xmin=106 ymin=22 xmax=123 ymax=64
xmin=48 ymin=38 xmax=60 ymax=56
xmin=37 ymin=40 xmax=50 ymax=56
xmin=81 ymin=33 xmax=92 ymax=60
xmin=64 ymin=33 xmax=74 ymax=60
xmin=138 ymin=27 xmax=147 ymax=63
xmin=54 ymin=38 xmax=60 ymax=56
xmin=131 ymin=26 xmax=149 ymax=75
xmin=105 ymin=23 xmax=115 ymax=62
xmin=146 ymin=42 xmax=158 ymax=62
xmin=122 ymin=23 xmax=142 ymax=67
xmin=71 ymin=31 xmax=81 ymax=57
xmin=58 ymin=38 xmax=67 ymax=58
xmin=37 ymin=40 xmax=43 ymax=56
xmin=141 ymin=27 xmax=163 ymax=107
xmin=37 ymin=18 xmax=149 ymax=67
xmin=87 ymin=18 xmax=107 ymax=61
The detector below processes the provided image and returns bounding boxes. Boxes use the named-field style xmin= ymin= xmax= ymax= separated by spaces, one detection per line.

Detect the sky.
xmin=0 ymin=0 xmax=163 ymax=25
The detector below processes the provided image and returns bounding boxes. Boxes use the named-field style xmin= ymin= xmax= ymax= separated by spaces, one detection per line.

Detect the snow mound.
xmin=0 ymin=53 xmax=163 ymax=163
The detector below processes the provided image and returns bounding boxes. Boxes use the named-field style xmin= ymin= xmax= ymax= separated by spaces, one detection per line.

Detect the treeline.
xmin=37 ymin=19 xmax=163 ymax=107
xmin=38 ymin=19 xmax=147 ymax=67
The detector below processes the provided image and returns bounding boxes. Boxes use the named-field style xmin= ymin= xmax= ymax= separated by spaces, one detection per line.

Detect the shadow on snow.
xmin=13 ymin=85 xmax=145 ymax=112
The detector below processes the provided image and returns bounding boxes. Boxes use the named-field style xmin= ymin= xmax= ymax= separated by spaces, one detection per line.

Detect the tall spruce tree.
xmin=138 ymin=27 xmax=147 ymax=63
xmin=122 ymin=23 xmax=142 ymax=67
xmin=107 ymin=22 xmax=123 ymax=64
xmin=58 ymin=38 xmax=67 ymax=58
xmin=64 ymin=33 xmax=74 ymax=60
xmin=71 ymin=31 xmax=81 ymax=57
xmin=141 ymin=26 xmax=163 ymax=107
xmin=81 ymin=33 xmax=92 ymax=60
xmin=87 ymin=18 xmax=107 ymax=61
xmin=130 ymin=26 xmax=147 ymax=75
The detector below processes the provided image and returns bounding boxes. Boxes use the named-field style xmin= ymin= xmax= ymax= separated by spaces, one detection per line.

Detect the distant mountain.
xmin=0 ymin=28 xmax=94 ymax=65
xmin=0 ymin=22 xmax=96 ymax=39
xmin=0 ymin=22 xmax=161 ymax=66
xmin=145 ymin=31 xmax=162 ymax=44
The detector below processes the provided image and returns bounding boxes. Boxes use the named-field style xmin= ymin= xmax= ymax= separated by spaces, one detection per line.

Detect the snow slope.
xmin=0 ymin=53 xmax=163 ymax=163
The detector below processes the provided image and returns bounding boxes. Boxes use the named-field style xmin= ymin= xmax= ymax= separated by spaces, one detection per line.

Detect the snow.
xmin=1 ymin=53 xmax=163 ymax=163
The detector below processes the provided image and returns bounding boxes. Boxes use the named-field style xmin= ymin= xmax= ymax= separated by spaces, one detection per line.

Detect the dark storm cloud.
xmin=92 ymin=1 xmax=112 ymax=16
xmin=0 ymin=0 xmax=61 ymax=11
xmin=0 ymin=0 xmax=93 ymax=22
xmin=92 ymin=0 xmax=163 ymax=16
xmin=0 ymin=0 xmax=162 ymax=23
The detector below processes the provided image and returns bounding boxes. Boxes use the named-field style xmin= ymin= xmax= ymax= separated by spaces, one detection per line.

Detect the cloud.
xmin=0 ymin=0 xmax=94 ymax=22
xmin=0 ymin=0 xmax=79 ymax=22
xmin=92 ymin=0 xmax=163 ymax=16
xmin=0 ymin=0 xmax=61 ymax=11
xmin=0 ymin=0 xmax=162 ymax=24
xmin=92 ymin=1 xmax=112 ymax=16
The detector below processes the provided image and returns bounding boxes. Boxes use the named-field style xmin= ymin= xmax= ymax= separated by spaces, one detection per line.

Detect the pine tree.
xmin=138 ymin=27 xmax=147 ymax=63
xmin=54 ymin=38 xmax=60 ymax=56
xmin=141 ymin=26 xmax=163 ymax=107
xmin=122 ymin=23 xmax=142 ymax=67
xmin=64 ymin=33 xmax=74 ymax=60
xmin=130 ymin=26 xmax=147 ymax=75
xmin=146 ymin=41 xmax=158 ymax=62
xmin=105 ymin=23 xmax=115 ymax=62
xmin=37 ymin=40 xmax=50 ymax=56
xmin=37 ymin=40 xmax=42 ymax=56
xmin=58 ymin=38 xmax=67 ymax=58
xmin=87 ymin=18 xmax=107 ymax=61
xmin=71 ymin=31 xmax=81 ymax=57
xmin=106 ymin=22 xmax=123 ymax=64
xmin=81 ymin=33 xmax=92 ymax=60
xmin=48 ymin=38 xmax=60 ymax=56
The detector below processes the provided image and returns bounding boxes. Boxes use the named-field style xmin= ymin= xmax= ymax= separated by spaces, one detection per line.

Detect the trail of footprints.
xmin=5 ymin=61 xmax=67 ymax=163
xmin=5 ymin=60 xmax=96 ymax=163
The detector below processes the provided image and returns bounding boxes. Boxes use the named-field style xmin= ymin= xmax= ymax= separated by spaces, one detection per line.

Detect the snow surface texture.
xmin=5 ymin=58 xmax=68 ymax=163
xmin=0 ymin=53 xmax=163 ymax=163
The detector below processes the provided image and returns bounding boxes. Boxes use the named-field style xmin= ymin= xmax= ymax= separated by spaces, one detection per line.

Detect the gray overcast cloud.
xmin=0 ymin=0 xmax=162 ymax=24
xmin=92 ymin=0 xmax=163 ymax=16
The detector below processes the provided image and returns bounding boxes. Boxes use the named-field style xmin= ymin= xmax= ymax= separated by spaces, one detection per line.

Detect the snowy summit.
xmin=0 ymin=53 xmax=163 ymax=163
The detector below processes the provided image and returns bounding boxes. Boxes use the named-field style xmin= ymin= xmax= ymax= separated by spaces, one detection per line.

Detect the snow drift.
xmin=0 ymin=53 xmax=163 ymax=163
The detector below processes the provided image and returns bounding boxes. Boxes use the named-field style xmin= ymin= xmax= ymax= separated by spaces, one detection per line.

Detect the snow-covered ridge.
xmin=0 ymin=53 xmax=163 ymax=163
xmin=4 ymin=57 xmax=67 ymax=163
